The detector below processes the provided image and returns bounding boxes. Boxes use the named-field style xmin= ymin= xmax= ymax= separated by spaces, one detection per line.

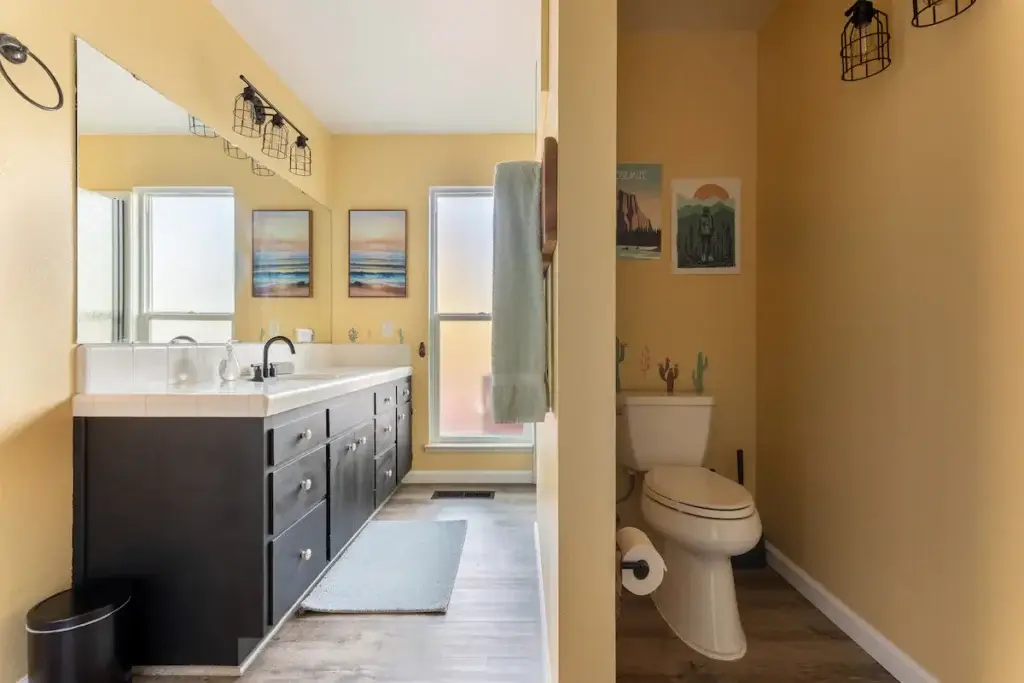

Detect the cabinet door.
xmin=355 ymin=433 xmax=377 ymax=522
xmin=396 ymin=403 xmax=412 ymax=482
xmin=329 ymin=423 xmax=374 ymax=558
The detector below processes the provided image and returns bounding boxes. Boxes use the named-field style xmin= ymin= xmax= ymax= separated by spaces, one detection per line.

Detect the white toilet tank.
xmin=616 ymin=391 xmax=714 ymax=471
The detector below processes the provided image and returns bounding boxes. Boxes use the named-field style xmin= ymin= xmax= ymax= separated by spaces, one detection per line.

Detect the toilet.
xmin=617 ymin=391 xmax=761 ymax=661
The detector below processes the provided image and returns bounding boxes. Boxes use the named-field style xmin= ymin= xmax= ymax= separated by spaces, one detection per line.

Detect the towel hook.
xmin=0 ymin=33 xmax=64 ymax=111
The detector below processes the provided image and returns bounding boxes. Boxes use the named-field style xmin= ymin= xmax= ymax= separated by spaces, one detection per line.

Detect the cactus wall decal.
xmin=398 ymin=328 xmax=405 ymax=344
xmin=616 ymin=337 xmax=627 ymax=392
xmin=692 ymin=351 xmax=709 ymax=393
xmin=640 ymin=345 xmax=651 ymax=379
xmin=658 ymin=357 xmax=680 ymax=394
xmin=348 ymin=328 xmax=359 ymax=343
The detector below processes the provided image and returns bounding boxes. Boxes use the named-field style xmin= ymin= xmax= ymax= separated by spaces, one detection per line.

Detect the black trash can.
xmin=25 ymin=581 xmax=133 ymax=683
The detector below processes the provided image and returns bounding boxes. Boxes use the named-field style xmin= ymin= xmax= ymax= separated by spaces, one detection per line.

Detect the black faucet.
xmin=253 ymin=335 xmax=295 ymax=382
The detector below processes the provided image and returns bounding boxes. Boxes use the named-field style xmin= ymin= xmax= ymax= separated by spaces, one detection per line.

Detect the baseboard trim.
xmin=534 ymin=522 xmax=553 ymax=683
xmin=403 ymin=469 xmax=534 ymax=485
xmin=766 ymin=543 xmax=938 ymax=683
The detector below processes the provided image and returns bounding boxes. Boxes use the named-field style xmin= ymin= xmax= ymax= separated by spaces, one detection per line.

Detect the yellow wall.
xmin=329 ymin=134 xmax=535 ymax=473
xmin=758 ymin=1 xmax=1022 ymax=681
xmin=77 ymin=135 xmax=333 ymax=343
xmin=0 ymin=1 xmax=327 ymax=679
xmin=617 ymin=30 xmax=758 ymax=489
xmin=535 ymin=0 xmax=618 ymax=679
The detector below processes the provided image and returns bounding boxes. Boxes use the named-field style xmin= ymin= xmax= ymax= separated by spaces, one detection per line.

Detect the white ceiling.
xmin=620 ymin=0 xmax=781 ymax=31
xmin=211 ymin=0 xmax=540 ymax=135
xmin=76 ymin=39 xmax=195 ymax=135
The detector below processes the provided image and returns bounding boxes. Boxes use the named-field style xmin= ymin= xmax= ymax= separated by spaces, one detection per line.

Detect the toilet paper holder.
xmin=620 ymin=559 xmax=650 ymax=580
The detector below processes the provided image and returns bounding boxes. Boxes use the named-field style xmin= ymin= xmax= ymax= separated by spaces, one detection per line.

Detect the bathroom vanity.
xmin=71 ymin=367 xmax=412 ymax=674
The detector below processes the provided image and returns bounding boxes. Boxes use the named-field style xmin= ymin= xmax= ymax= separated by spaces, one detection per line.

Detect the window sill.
xmin=424 ymin=442 xmax=535 ymax=453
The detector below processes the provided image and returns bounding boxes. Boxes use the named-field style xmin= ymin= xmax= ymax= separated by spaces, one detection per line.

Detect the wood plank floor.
xmin=139 ymin=484 xmax=894 ymax=683
xmin=139 ymin=484 xmax=542 ymax=683
xmin=617 ymin=569 xmax=898 ymax=683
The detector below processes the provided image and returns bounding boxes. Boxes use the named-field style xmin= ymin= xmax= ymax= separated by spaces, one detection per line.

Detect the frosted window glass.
xmin=77 ymin=188 xmax=116 ymax=343
xmin=436 ymin=195 xmax=493 ymax=314
xmin=149 ymin=319 xmax=233 ymax=344
xmin=149 ymin=194 xmax=235 ymax=313
xmin=438 ymin=320 xmax=528 ymax=439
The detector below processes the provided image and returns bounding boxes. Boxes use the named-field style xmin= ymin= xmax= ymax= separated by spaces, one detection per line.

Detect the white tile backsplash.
xmin=76 ymin=342 xmax=413 ymax=394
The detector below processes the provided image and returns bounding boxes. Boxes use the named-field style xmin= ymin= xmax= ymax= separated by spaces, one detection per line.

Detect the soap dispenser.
xmin=218 ymin=340 xmax=242 ymax=382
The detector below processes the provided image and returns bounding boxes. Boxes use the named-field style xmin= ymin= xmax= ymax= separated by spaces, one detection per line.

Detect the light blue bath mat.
xmin=300 ymin=520 xmax=468 ymax=614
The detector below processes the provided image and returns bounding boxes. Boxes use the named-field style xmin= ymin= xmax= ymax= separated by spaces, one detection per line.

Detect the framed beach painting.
xmin=348 ymin=209 xmax=407 ymax=298
xmin=252 ymin=210 xmax=312 ymax=297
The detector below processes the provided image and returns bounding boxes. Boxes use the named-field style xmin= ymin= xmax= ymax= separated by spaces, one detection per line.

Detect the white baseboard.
xmin=766 ymin=543 xmax=938 ymax=683
xmin=402 ymin=469 xmax=534 ymax=485
xmin=534 ymin=522 xmax=553 ymax=683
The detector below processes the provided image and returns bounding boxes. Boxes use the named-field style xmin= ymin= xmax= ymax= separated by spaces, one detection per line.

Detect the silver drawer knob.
xmin=348 ymin=442 xmax=358 ymax=452
xmin=300 ymin=478 xmax=313 ymax=491
xmin=384 ymin=425 xmax=393 ymax=433
xmin=300 ymin=549 xmax=312 ymax=561
xmin=403 ymin=389 xmax=410 ymax=396
xmin=398 ymin=413 xmax=406 ymax=421
xmin=300 ymin=428 xmax=313 ymax=440
xmin=387 ymin=469 xmax=393 ymax=478
xmin=359 ymin=436 xmax=368 ymax=445
xmin=383 ymin=396 xmax=391 ymax=404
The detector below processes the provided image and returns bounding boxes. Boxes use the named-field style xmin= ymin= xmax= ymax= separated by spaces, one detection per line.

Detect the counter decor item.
xmin=692 ymin=351 xmax=709 ymax=394
xmin=658 ymin=357 xmax=680 ymax=394
xmin=348 ymin=328 xmax=359 ymax=343
xmin=218 ymin=340 xmax=242 ymax=382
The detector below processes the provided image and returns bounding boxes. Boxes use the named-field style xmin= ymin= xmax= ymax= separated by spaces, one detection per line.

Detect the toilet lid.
xmin=644 ymin=467 xmax=753 ymax=520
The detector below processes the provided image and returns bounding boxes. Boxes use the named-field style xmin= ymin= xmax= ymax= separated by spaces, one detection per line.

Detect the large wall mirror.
xmin=74 ymin=38 xmax=332 ymax=344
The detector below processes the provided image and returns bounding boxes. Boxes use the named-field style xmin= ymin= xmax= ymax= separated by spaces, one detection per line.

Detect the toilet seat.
xmin=644 ymin=467 xmax=754 ymax=520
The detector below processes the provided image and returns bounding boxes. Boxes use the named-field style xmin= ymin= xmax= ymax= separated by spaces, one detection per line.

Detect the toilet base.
xmin=651 ymin=538 xmax=748 ymax=661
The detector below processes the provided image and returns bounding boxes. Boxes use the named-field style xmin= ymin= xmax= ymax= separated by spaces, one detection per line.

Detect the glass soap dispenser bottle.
xmin=218 ymin=340 xmax=242 ymax=382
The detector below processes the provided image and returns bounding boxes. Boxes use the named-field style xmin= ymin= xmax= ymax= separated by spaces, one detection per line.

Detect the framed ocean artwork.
xmin=348 ymin=209 xmax=408 ymax=298
xmin=252 ymin=210 xmax=312 ymax=298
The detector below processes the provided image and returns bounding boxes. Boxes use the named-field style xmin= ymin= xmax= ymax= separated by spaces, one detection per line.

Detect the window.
xmin=135 ymin=188 xmax=235 ymax=343
xmin=428 ymin=187 xmax=534 ymax=449
xmin=77 ymin=189 xmax=127 ymax=343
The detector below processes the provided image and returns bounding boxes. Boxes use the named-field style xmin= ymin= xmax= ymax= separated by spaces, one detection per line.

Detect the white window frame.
xmin=132 ymin=187 xmax=235 ymax=342
xmin=427 ymin=186 xmax=535 ymax=451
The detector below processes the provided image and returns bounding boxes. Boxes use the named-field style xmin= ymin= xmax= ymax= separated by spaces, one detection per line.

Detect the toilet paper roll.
xmin=616 ymin=526 xmax=666 ymax=596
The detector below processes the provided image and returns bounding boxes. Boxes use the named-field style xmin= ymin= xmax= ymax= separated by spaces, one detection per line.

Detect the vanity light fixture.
xmin=262 ymin=113 xmax=289 ymax=159
xmin=234 ymin=75 xmax=312 ymax=176
xmin=251 ymin=158 xmax=275 ymax=177
xmin=290 ymin=135 xmax=312 ymax=177
xmin=841 ymin=0 xmax=892 ymax=82
xmin=224 ymin=139 xmax=248 ymax=160
xmin=911 ymin=0 xmax=977 ymax=27
xmin=188 ymin=115 xmax=218 ymax=138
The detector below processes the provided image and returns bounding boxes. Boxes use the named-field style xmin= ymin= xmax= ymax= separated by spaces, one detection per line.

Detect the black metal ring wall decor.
xmin=840 ymin=1 xmax=892 ymax=82
xmin=0 ymin=33 xmax=64 ymax=111
xmin=912 ymin=0 xmax=977 ymax=27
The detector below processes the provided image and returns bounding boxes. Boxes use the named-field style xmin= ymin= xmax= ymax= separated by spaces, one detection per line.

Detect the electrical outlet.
xmin=382 ymin=321 xmax=394 ymax=338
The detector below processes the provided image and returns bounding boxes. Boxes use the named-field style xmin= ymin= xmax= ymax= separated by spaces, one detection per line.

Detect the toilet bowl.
xmin=616 ymin=391 xmax=760 ymax=660
xmin=640 ymin=466 xmax=761 ymax=660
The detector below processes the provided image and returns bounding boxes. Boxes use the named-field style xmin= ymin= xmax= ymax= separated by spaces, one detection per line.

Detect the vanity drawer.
xmin=327 ymin=390 xmax=374 ymax=438
xmin=269 ymin=445 xmax=328 ymax=535
xmin=398 ymin=378 xmax=412 ymax=405
xmin=375 ymin=447 xmax=397 ymax=507
xmin=375 ymin=409 xmax=397 ymax=454
xmin=269 ymin=501 xmax=328 ymax=626
xmin=270 ymin=410 xmax=327 ymax=466
xmin=375 ymin=384 xmax=398 ymax=413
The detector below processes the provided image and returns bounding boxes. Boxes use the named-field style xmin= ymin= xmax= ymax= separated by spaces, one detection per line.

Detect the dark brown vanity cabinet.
xmin=72 ymin=376 xmax=412 ymax=670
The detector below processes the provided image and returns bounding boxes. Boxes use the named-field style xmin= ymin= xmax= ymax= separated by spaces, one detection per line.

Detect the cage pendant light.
xmin=224 ymin=139 xmax=248 ymax=160
xmin=233 ymin=86 xmax=266 ymax=138
xmin=290 ymin=135 xmax=312 ymax=177
xmin=251 ymin=158 xmax=275 ymax=177
xmin=841 ymin=1 xmax=892 ymax=82
xmin=262 ymin=113 xmax=289 ymax=159
xmin=912 ymin=0 xmax=977 ymax=27
xmin=188 ymin=115 xmax=218 ymax=138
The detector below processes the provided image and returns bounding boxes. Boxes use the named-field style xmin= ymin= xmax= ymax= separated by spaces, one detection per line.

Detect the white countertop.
xmin=73 ymin=366 xmax=412 ymax=418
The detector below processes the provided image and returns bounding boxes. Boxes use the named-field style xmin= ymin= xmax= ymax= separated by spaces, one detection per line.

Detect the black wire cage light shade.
xmin=290 ymin=135 xmax=312 ymax=177
xmin=841 ymin=1 xmax=892 ymax=82
xmin=912 ymin=0 xmax=977 ymax=27
xmin=262 ymin=113 xmax=289 ymax=159
xmin=188 ymin=115 xmax=218 ymax=138
xmin=224 ymin=139 xmax=248 ymax=160
xmin=251 ymin=158 xmax=275 ymax=177
xmin=233 ymin=85 xmax=267 ymax=138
